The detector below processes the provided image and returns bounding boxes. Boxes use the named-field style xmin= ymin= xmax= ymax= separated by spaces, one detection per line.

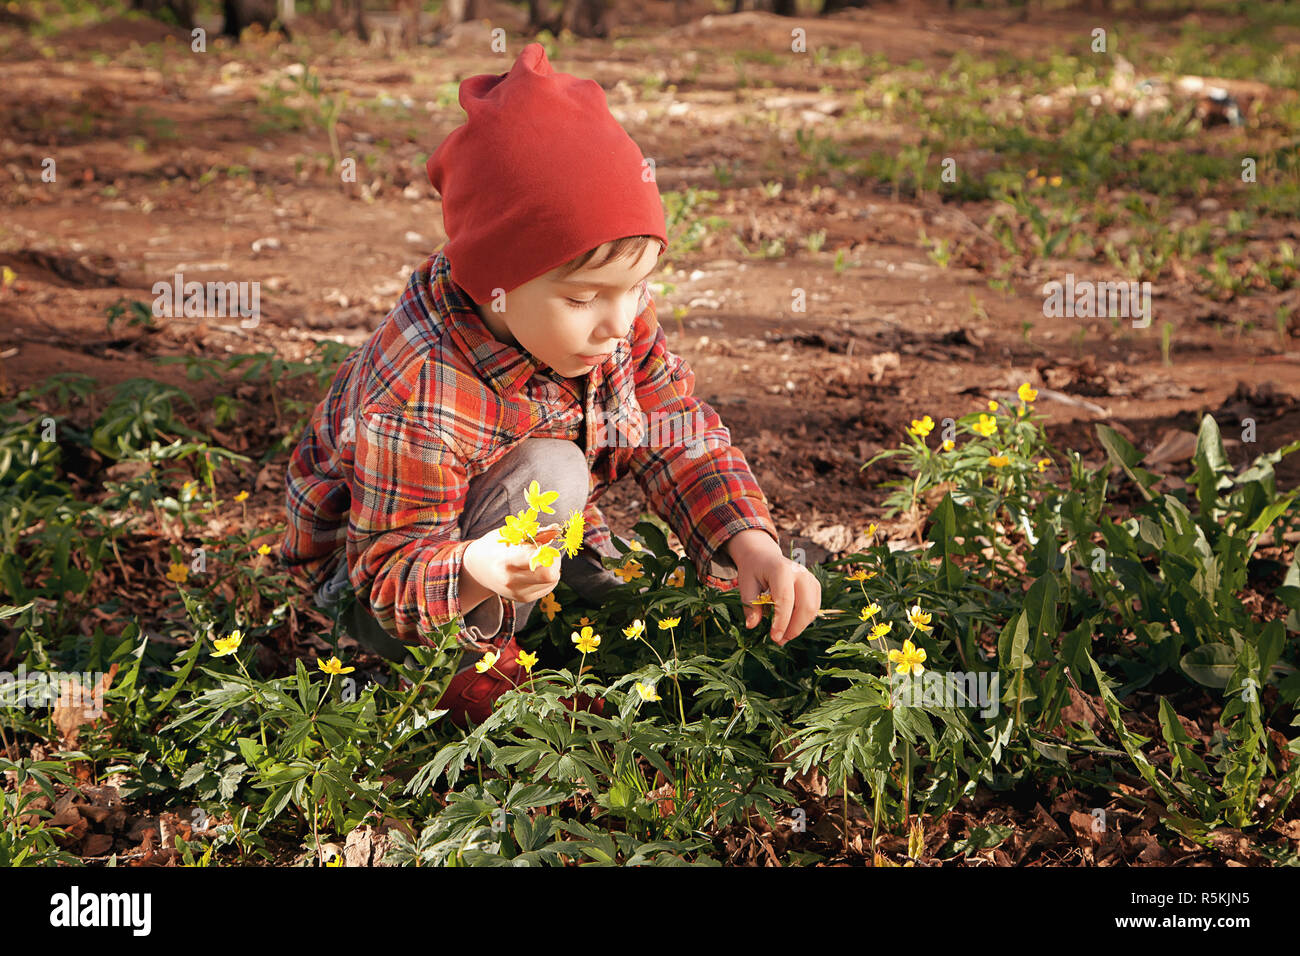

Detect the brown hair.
xmin=553 ymin=235 xmax=666 ymax=278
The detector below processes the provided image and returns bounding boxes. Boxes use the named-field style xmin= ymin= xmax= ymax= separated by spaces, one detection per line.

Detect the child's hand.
xmin=462 ymin=524 xmax=563 ymax=605
xmin=724 ymin=528 xmax=822 ymax=646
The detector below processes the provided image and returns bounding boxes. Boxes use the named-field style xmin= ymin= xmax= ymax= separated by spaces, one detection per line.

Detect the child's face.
xmin=475 ymin=243 xmax=660 ymax=379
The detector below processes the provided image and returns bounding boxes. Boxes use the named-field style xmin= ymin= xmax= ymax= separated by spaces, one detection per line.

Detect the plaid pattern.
xmin=282 ymin=249 xmax=778 ymax=647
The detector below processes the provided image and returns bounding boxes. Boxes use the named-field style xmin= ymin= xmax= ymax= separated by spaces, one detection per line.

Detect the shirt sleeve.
xmin=348 ymin=406 xmax=513 ymax=646
xmin=625 ymin=298 xmax=780 ymax=589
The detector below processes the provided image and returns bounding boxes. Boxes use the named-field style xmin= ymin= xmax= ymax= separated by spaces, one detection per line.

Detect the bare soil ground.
xmin=2 ymin=2 xmax=1297 ymax=559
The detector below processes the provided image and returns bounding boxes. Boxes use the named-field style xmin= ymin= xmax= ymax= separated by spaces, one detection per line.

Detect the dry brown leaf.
xmin=81 ymin=833 xmax=115 ymax=857
xmin=1143 ymin=429 xmax=1198 ymax=467
xmin=1069 ymin=809 xmax=1106 ymax=845
xmin=51 ymin=663 xmax=119 ymax=750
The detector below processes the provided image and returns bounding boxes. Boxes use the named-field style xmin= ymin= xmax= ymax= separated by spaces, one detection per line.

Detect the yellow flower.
xmin=623 ymin=618 xmax=646 ymax=640
xmin=1037 ymin=458 xmax=1050 ymax=472
xmin=658 ymin=617 xmax=680 ymax=630
xmin=579 ymin=616 xmax=593 ymax=627
xmin=859 ymin=602 xmax=881 ymax=622
xmin=539 ymin=592 xmax=561 ymax=621
xmin=166 ymin=562 xmax=189 ymax=584
xmin=234 ymin=490 xmax=249 ymax=503
xmin=524 ymin=480 xmax=558 ymax=515
xmin=972 ymin=414 xmax=997 ymax=438
xmin=845 ymin=568 xmax=876 ymax=582
xmin=318 ymin=655 xmax=355 ymax=675
xmin=529 ymin=544 xmax=560 ymax=570
xmin=474 ymin=650 xmax=499 ymax=674
xmin=750 ymin=593 xmax=774 ymax=605
xmin=667 ymin=567 xmax=685 ymax=588
xmin=1018 ymin=382 xmax=1038 ymax=403
xmin=906 ymin=604 xmax=933 ymax=632
xmin=499 ymin=508 xmax=540 ymax=546
xmin=325 ymin=855 xmax=343 ymax=867
xmin=987 ymin=455 xmax=1010 ymax=468
xmin=941 ymin=439 xmax=955 ymax=451
xmin=1 ymin=266 xmax=15 ymax=287
xmin=571 ymin=626 xmax=601 ymax=654
xmin=613 ymin=560 xmax=643 ymax=582
xmin=627 ymin=539 xmax=643 ymax=552
xmin=212 ymin=629 xmax=244 ymax=657
xmin=181 ymin=480 xmax=196 ymax=496
xmin=907 ymin=414 xmax=934 ymax=438
xmin=1048 ymin=175 xmax=1062 ymax=187
xmin=516 ymin=649 xmax=538 ymax=673
xmin=888 ymin=638 xmax=927 ymax=677
xmin=257 ymin=544 xmax=271 ymax=556
xmin=635 ymin=681 xmax=662 ymax=702
xmin=988 ymin=399 xmax=998 ymax=412
xmin=865 ymin=522 xmax=878 ymax=537
xmin=1026 ymin=167 xmax=1038 ymax=179
xmin=1034 ymin=176 xmax=1047 ymax=187
xmin=561 ymin=510 xmax=585 ymax=557
xmin=869 ymin=622 xmax=893 ymax=640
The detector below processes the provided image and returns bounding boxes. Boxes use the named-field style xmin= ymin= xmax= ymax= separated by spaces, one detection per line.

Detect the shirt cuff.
xmin=693 ymin=498 xmax=780 ymax=588
xmin=462 ymin=593 xmax=504 ymax=640
xmin=437 ymin=537 xmax=510 ymax=641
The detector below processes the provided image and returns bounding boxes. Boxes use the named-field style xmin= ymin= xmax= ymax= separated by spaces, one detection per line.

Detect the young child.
xmin=281 ymin=43 xmax=822 ymax=725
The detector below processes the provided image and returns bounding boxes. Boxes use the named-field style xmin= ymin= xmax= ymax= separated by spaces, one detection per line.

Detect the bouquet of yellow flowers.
xmin=496 ymin=480 xmax=587 ymax=571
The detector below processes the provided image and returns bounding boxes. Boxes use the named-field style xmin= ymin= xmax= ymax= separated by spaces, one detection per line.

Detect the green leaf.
xmin=1245 ymin=493 xmax=1297 ymax=537
xmin=152 ymin=637 xmax=204 ymax=713
xmin=632 ymin=519 xmax=670 ymax=559
xmin=926 ymin=492 xmax=962 ymax=590
xmin=1179 ymin=643 xmax=1238 ymax=688
xmin=1096 ymin=424 xmax=1158 ymax=501
xmin=997 ymin=611 xmax=1032 ymax=671
xmin=295 ymin=658 xmax=311 ymax=709
xmin=0 ymin=602 xmax=33 ymax=621
xmin=1190 ymin=413 xmax=1232 ymax=523
xmin=1257 ymin=618 xmax=1286 ymax=676
xmin=948 ymin=824 xmax=1014 ymax=857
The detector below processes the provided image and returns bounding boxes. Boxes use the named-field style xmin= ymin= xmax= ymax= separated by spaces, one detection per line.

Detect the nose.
xmin=593 ymin=294 xmax=637 ymax=345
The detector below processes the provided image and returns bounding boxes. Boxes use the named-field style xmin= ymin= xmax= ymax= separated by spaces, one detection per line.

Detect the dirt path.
xmin=2 ymin=4 xmax=1297 ymax=565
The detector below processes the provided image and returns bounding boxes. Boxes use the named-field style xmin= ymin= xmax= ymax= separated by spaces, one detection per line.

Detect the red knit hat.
xmin=426 ymin=43 xmax=668 ymax=306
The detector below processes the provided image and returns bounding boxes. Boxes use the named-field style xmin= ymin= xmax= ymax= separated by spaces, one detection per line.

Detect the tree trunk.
xmin=558 ymin=0 xmax=611 ymax=37
xmin=821 ymin=0 xmax=872 ymax=13
xmin=130 ymin=0 xmax=196 ymax=30
xmin=222 ymin=0 xmax=289 ymax=38
xmin=445 ymin=0 xmax=483 ymax=25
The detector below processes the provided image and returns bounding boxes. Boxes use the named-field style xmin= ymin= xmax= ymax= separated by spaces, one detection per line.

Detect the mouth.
xmin=577 ymin=352 xmax=614 ymax=365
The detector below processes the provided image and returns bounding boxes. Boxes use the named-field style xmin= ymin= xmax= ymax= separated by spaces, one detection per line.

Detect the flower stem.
xmin=902 ymin=743 xmax=911 ymax=829
xmin=570 ymin=651 xmax=587 ymax=733
xmin=669 ymin=625 xmax=686 ymax=728
xmin=235 ymin=656 xmax=268 ymax=750
xmin=313 ymin=674 xmax=336 ymax=722
xmin=842 ymin=767 xmax=850 ymax=856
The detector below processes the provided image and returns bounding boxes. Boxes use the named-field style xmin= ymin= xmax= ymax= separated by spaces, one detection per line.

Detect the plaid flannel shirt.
xmin=282 ymin=249 xmax=779 ymax=648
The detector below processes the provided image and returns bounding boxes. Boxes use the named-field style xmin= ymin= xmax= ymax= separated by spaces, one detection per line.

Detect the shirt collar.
xmin=429 ymin=251 xmax=546 ymax=397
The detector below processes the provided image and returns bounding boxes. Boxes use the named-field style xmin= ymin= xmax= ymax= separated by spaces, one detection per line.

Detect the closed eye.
xmin=565 ymin=280 xmax=648 ymax=310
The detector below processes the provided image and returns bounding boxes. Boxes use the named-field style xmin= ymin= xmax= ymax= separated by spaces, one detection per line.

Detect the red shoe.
xmin=438 ymin=637 xmax=525 ymax=727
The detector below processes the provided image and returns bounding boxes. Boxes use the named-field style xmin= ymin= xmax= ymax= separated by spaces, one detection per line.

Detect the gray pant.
xmin=314 ymin=437 xmax=623 ymax=665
